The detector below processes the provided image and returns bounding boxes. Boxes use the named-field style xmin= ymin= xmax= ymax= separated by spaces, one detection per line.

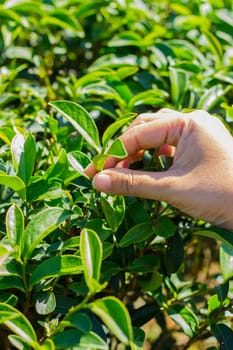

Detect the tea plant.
xmin=0 ymin=0 xmax=233 ymax=349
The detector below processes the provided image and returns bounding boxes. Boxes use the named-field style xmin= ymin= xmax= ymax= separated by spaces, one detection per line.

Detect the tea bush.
xmin=0 ymin=0 xmax=233 ymax=349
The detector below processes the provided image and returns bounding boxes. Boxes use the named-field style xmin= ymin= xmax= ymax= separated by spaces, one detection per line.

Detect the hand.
xmin=85 ymin=109 xmax=233 ymax=230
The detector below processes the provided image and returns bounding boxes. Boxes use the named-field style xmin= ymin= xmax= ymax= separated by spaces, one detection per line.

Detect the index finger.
xmin=85 ymin=110 xmax=184 ymax=177
xmin=120 ymin=112 xmax=184 ymax=157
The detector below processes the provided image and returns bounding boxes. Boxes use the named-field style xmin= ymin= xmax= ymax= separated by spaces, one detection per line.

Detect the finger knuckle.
xmin=119 ymin=170 xmax=137 ymax=196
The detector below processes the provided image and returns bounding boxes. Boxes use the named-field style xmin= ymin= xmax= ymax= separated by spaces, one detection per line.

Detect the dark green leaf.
xmin=66 ymin=312 xmax=92 ymax=332
xmin=88 ymin=296 xmax=134 ymax=345
xmin=0 ymin=276 xmax=24 ymax=291
xmin=216 ymin=282 xmax=229 ymax=303
xmin=53 ymin=329 xmax=83 ymax=349
xmin=29 ymin=255 xmax=83 ymax=287
xmin=79 ymin=332 xmax=108 ymax=349
xmin=119 ymin=222 xmax=153 ymax=247
xmin=162 ymin=232 xmax=184 ymax=274
xmin=153 ymin=216 xmax=176 ymax=238
xmin=101 ymin=195 xmax=125 ymax=232
xmin=22 ymin=207 xmax=71 ymax=260
xmin=140 ymin=270 xmax=162 ymax=292
xmin=212 ymin=323 xmax=233 ymax=350
xmin=80 ymin=83 xmax=123 ymax=105
xmin=128 ymin=255 xmax=160 ymax=273
xmin=53 ymin=329 xmax=108 ymax=349
xmin=194 ymin=227 xmax=233 ymax=249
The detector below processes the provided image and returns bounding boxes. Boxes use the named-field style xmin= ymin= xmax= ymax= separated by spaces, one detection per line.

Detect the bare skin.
xmin=85 ymin=109 xmax=233 ymax=230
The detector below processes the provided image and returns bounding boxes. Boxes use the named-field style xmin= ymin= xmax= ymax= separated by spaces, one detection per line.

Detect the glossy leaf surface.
xmin=80 ymin=228 xmax=102 ymax=291
xmin=88 ymin=297 xmax=134 ymax=345
xmin=49 ymin=101 xmax=100 ymax=152
xmin=22 ymin=208 xmax=71 ymax=260
xmin=29 ymin=255 xmax=83 ymax=287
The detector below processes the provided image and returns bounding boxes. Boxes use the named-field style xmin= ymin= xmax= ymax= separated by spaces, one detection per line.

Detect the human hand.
xmin=85 ymin=109 xmax=233 ymax=230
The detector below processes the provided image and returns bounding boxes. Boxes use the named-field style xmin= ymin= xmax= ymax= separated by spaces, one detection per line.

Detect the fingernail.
xmin=92 ymin=173 xmax=112 ymax=193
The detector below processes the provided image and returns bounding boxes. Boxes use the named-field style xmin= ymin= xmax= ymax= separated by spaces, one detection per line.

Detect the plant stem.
xmin=50 ymin=293 xmax=93 ymax=337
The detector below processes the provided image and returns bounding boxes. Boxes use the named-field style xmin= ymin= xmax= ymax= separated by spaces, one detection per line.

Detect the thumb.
xmin=92 ymin=168 xmax=180 ymax=202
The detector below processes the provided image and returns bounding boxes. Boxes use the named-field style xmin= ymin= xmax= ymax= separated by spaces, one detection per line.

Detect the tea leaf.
xmin=49 ymin=101 xmax=100 ymax=152
xmin=128 ymin=255 xmax=160 ymax=273
xmin=11 ymin=133 xmax=36 ymax=185
xmin=79 ymin=83 xmax=123 ymax=105
xmin=0 ymin=303 xmax=38 ymax=347
xmin=53 ymin=329 xmax=108 ymax=349
xmin=107 ymin=138 xmax=128 ymax=158
xmin=92 ymin=139 xmax=128 ymax=171
xmin=153 ymin=216 xmax=176 ymax=238
xmin=102 ymin=116 xmax=135 ymax=149
xmin=35 ymin=291 xmax=56 ymax=315
xmin=119 ymin=222 xmax=153 ymax=247
xmin=45 ymin=149 xmax=69 ymax=181
xmin=6 ymin=204 xmax=24 ymax=249
xmin=208 ymin=294 xmax=221 ymax=314
xmin=80 ymin=229 xmax=102 ymax=291
xmin=128 ymin=89 xmax=168 ymax=110
xmin=168 ymin=304 xmax=199 ymax=338
xmin=29 ymin=255 xmax=83 ymax=287
xmin=162 ymin=232 xmax=184 ymax=274
xmin=22 ymin=208 xmax=71 ymax=260
xmin=194 ymin=227 xmax=233 ymax=249
xmin=202 ymin=30 xmax=223 ymax=69
xmin=66 ymin=312 xmax=92 ymax=332
xmin=40 ymin=339 xmax=55 ymax=350
xmin=41 ymin=9 xmax=84 ymax=36
xmin=108 ymin=31 xmax=142 ymax=47
xmin=68 ymin=151 xmax=91 ymax=174
xmin=169 ymin=67 xmax=188 ymax=109
xmin=9 ymin=335 xmax=31 ymax=350
xmin=197 ymin=85 xmax=231 ymax=111
xmin=0 ymin=126 xmax=15 ymax=144
xmin=220 ymin=243 xmax=233 ymax=281
xmin=101 ymin=195 xmax=125 ymax=232
xmin=88 ymin=296 xmax=134 ymax=345
xmin=211 ymin=323 xmax=233 ymax=350
xmin=0 ymin=5 xmax=25 ymax=25
xmin=0 ymin=171 xmax=26 ymax=200
xmin=89 ymin=54 xmax=139 ymax=71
